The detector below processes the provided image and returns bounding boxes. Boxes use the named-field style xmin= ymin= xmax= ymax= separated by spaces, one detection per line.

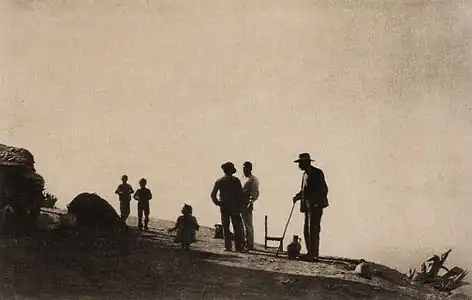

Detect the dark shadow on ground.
xmin=0 ymin=228 xmax=432 ymax=300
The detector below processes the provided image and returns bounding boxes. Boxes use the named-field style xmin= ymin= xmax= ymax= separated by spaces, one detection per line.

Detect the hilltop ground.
xmin=0 ymin=214 xmax=470 ymax=300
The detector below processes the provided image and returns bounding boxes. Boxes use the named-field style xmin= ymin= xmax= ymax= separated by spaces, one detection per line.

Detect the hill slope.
xmin=0 ymin=215 xmax=469 ymax=300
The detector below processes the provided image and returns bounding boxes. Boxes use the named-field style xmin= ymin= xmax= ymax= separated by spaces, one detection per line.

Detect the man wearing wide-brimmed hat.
xmin=211 ymin=162 xmax=245 ymax=252
xmin=292 ymin=153 xmax=329 ymax=262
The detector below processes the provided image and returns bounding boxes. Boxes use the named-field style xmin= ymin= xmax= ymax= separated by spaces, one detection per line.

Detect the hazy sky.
xmin=2 ymin=0 xmax=472 ymax=285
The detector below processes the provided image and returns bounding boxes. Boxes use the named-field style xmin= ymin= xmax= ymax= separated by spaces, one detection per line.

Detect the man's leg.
xmin=240 ymin=208 xmax=247 ymax=247
xmin=220 ymin=209 xmax=232 ymax=250
xmin=303 ymin=212 xmax=311 ymax=256
xmin=310 ymin=208 xmax=323 ymax=259
xmin=120 ymin=201 xmax=130 ymax=222
xmin=231 ymin=213 xmax=244 ymax=251
xmin=137 ymin=204 xmax=143 ymax=230
xmin=241 ymin=207 xmax=254 ymax=250
xmin=144 ymin=202 xmax=150 ymax=230
xmin=119 ymin=201 xmax=125 ymax=220
xmin=124 ymin=201 xmax=130 ymax=221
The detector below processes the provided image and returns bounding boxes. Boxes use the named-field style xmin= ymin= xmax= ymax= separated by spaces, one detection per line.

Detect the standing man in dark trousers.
xmin=211 ymin=162 xmax=245 ymax=252
xmin=292 ymin=153 xmax=329 ymax=262
xmin=241 ymin=161 xmax=259 ymax=251
xmin=115 ymin=175 xmax=134 ymax=222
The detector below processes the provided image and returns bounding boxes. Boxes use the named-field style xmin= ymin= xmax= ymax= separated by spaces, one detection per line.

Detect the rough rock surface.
xmin=67 ymin=192 xmax=126 ymax=229
xmin=0 ymin=144 xmax=36 ymax=170
xmin=0 ymin=144 xmax=45 ymax=234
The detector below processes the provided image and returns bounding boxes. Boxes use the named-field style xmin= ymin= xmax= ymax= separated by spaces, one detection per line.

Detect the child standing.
xmin=133 ymin=178 xmax=152 ymax=230
xmin=115 ymin=175 xmax=134 ymax=222
xmin=168 ymin=204 xmax=199 ymax=250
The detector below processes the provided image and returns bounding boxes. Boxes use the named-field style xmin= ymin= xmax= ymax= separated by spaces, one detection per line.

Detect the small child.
xmin=133 ymin=178 xmax=152 ymax=231
xmin=168 ymin=204 xmax=199 ymax=250
xmin=115 ymin=175 xmax=134 ymax=222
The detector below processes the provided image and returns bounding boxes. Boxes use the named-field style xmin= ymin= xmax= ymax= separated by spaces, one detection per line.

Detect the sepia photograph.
xmin=1 ymin=0 xmax=471 ymax=299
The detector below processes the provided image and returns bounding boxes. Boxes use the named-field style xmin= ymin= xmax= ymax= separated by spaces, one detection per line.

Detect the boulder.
xmin=67 ymin=192 xmax=126 ymax=229
xmin=60 ymin=213 xmax=78 ymax=228
xmin=36 ymin=213 xmax=56 ymax=231
xmin=0 ymin=144 xmax=45 ymax=235
xmin=0 ymin=144 xmax=35 ymax=170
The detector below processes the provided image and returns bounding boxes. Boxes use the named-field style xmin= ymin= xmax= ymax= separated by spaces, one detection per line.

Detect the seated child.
xmin=168 ymin=204 xmax=199 ymax=249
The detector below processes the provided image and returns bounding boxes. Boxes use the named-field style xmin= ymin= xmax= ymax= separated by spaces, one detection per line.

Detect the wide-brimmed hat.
xmin=221 ymin=162 xmax=237 ymax=174
xmin=293 ymin=153 xmax=314 ymax=163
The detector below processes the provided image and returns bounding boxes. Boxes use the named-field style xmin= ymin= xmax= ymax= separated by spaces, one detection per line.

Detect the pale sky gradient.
xmin=2 ymin=0 xmax=472 ymax=290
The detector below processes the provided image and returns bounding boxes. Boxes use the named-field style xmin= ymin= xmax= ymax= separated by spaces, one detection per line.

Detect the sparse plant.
xmin=407 ymin=249 xmax=469 ymax=292
xmin=42 ymin=191 xmax=58 ymax=209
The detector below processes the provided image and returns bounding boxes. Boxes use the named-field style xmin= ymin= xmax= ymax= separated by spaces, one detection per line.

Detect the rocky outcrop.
xmin=0 ymin=143 xmax=45 ymax=234
xmin=67 ymin=192 xmax=126 ymax=229
xmin=0 ymin=144 xmax=36 ymax=171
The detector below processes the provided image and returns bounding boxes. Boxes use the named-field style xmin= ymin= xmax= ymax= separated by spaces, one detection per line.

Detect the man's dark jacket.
xmin=296 ymin=166 xmax=329 ymax=213
xmin=211 ymin=175 xmax=244 ymax=213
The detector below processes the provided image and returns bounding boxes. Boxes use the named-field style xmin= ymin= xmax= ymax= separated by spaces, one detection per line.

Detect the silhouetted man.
xmin=211 ymin=162 xmax=245 ymax=252
xmin=292 ymin=153 xmax=329 ymax=262
xmin=241 ymin=161 xmax=259 ymax=250
xmin=115 ymin=175 xmax=134 ymax=222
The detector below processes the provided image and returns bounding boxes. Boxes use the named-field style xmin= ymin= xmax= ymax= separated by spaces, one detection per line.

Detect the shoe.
xmin=302 ymin=256 xmax=320 ymax=262
xmin=300 ymin=254 xmax=315 ymax=262
xmin=224 ymin=248 xmax=232 ymax=252
xmin=236 ymin=247 xmax=248 ymax=253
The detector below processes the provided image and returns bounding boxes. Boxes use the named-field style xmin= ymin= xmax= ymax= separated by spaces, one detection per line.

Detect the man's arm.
xmin=236 ymin=178 xmax=243 ymax=200
xmin=314 ymin=170 xmax=328 ymax=204
xmin=210 ymin=182 xmax=220 ymax=206
xmin=115 ymin=185 xmax=121 ymax=195
xmin=251 ymin=177 xmax=259 ymax=201
xmin=293 ymin=191 xmax=302 ymax=202
xmin=249 ymin=177 xmax=259 ymax=204
xmin=293 ymin=173 xmax=307 ymax=203
xmin=235 ymin=178 xmax=244 ymax=208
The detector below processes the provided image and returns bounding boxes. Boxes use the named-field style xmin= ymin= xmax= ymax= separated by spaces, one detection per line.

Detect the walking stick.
xmin=276 ymin=201 xmax=296 ymax=257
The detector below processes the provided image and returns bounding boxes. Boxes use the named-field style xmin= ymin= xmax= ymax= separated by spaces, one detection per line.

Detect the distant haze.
xmin=2 ymin=0 xmax=472 ymax=293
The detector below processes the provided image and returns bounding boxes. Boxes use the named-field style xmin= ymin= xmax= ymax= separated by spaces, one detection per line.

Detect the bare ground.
xmin=0 ymin=215 xmax=469 ymax=300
